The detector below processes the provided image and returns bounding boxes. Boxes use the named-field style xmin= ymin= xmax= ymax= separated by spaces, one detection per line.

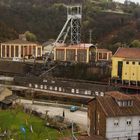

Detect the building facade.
xmin=0 ymin=37 xmax=42 ymax=59
xmin=88 ymin=91 xmax=140 ymax=140
xmin=54 ymin=44 xmax=112 ymax=63
xmin=96 ymin=49 xmax=112 ymax=61
xmin=112 ymin=47 xmax=140 ymax=86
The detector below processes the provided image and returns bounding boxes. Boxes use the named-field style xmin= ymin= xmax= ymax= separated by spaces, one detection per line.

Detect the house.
xmin=111 ymin=47 xmax=140 ymax=86
xmin=0 ymin=35 xmax=42 ymax=59
xmin=0 ymin=88 xmax=19 ymax=109
xmin=88 ymin=91 xmax=140 ymax=140
xmin=54 ymin=44 xmax=112 ymax=63
xmin=96 ymin=48 xmax=112 ymax=61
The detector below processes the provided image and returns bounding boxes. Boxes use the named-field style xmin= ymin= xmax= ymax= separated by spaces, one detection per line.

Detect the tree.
xmin=25 ymin=31 xmax=37 ymax=42
xmin=130 ymin=40 xmax=140 ymax=48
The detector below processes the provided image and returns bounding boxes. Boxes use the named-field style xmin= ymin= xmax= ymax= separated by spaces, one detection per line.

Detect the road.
xmin=20 ymin=99 xmax=87 ymax=131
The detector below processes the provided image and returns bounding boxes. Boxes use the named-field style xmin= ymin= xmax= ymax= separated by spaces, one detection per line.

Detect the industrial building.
xmin=88 ymin=91 xmax=140 ymax=140
xmin=0 ymin=35 xmax=42 ymax=59
xmin=54 ymin=44 xmax=112 ymax=63
xmin=112 ymin=47 xmax=140 ymax=86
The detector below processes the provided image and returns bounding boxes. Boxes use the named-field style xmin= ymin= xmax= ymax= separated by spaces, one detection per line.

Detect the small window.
xmin=76 ymin=89 xmax=79 ymax=94
xmin=132 ymin=62 xmax=135 ymax=65
xmin=54 ymin=87 xmax=57 ymax=91
xmin=125 ymin=73 xmax=127 ymax=75
xmin=97 ymin=113 xmax=100 ymax=122
xmin=139 ymin=62 xmax=140 ymax=65
xmin=29 ymin=83 xmax=32 ymax=87
xmin=40 ymin=85 xmax=43 ymax=89
xmin=71 ymin=89 xmax=75 ymax=93
xmin=126 ymin=61 xmax=129 ymax=64
xmin=126 ymin=119 xmax=131 ymax=126
xmin=139 ymin=120 xmax=140 ymax=126
xmin=49 ymin=86 xmax=53 ymax=90
xmin=114 ymin=119 xmax=119 ymax=126
xmin=44 ymin=85 xmax=47 ymax=89
xmin=59 ymin=87 xmax=62 ymax=92
xmin=51 ymin=80 xmax=55 ymax=84
xmin=35 ymin=84 xmax=38 ymax=88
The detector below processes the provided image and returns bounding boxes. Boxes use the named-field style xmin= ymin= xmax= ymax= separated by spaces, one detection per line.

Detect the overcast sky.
xmin=114 ymin=0 xmax=140 ymax=3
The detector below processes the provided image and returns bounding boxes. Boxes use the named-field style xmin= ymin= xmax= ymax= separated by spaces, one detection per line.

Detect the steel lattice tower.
xmin=55 ymin=5 xmax=82 ymax=45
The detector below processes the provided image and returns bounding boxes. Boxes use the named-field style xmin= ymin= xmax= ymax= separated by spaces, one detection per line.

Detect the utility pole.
xmin=71 ymin=122 xmax=77 ymax=140
xmin=89 ymin=30 xmax=92 ymax=44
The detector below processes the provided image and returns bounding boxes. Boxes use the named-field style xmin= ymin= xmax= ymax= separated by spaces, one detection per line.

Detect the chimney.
xmin=19 ymin=34 xmax=26 ymax=41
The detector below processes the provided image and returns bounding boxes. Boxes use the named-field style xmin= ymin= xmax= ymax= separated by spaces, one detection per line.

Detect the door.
xmin=138 ymin=133 xmax=140 ymax=140
xmin=118 ymin=61 xmax=123 ymax=78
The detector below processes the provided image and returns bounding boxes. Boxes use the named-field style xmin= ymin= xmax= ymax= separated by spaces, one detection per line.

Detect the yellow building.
xmin=112 ymin=47 xmax=140 ymax=85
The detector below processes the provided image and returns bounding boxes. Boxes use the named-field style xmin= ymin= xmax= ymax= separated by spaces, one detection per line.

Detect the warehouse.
xmin=112 ymin=47 xmax=140 ymax=86
xmin=0 ymin=35 xmax=42 ymax=59
xmin=54 ymin=44 xmax=112 ymax=63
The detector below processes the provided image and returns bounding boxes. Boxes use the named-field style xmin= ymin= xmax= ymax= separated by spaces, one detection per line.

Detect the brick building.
xmin=88 ymin=91 xmax=140 ymax=140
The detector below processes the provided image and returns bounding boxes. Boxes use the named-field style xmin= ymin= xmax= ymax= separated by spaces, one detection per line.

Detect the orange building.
xmin=54 ymin=44 xmax=112 ymax=63
xmin=0 ymin=37 xmax=42 ymax=59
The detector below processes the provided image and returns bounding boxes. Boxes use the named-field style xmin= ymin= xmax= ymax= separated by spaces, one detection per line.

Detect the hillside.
xmin=0 ymin=0 xmax=140 ymax=52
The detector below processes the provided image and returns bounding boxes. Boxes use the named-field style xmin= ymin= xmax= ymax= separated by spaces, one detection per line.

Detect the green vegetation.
xmin=0 ymin=108 xmax=70 ymax=140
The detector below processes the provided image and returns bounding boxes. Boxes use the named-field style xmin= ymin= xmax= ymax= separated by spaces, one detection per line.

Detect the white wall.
xmin=106 ymin=116 xmax=140 ymax=140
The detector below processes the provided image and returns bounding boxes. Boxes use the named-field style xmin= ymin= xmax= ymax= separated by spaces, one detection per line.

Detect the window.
xmin=59 ymin=87 xmax=62 ymax=92
xmin=126 ymin=119 xmax=131 ymax=126
xmin=95 ymin=91 xmax=99 ymax=96
xmin=71 ymin=89 xmax=75 ymax=93
xmin=126 ymin=61 xmax=129 ymax=64
xmin=139 ymin=62 xmax=140 ymax=65
xmin=29 ymin=83 xmax=32 ymax=87
xmin=49 ymin=86 xmax=53 ymax=90
xmin=132 ymin=62 xmax=135 ymax=65
xmin=127 ymin=100 xmax=133 ymax=106
xmin=114 ymin=119 xmax=119 ymax=126
xmin=125 ymin=73 xmax=127 ymax=75
xmin=43 ymin=79 xmax=47 ymax=83
xmin=133 ymin=73 xmax=135 ymax=76
xmin=54 ymin=87 xmax=57 ymax=91
xmin=139 ymin=120 xmax=140 ymax=126
xmin=44 ymin=85 xmax=47 ymax=89
xmin=40 ymin=85 xmax=43 ymax=89
xmin=35 ymin=84 xmax=38 ymax=88
xmin=97 ymin=113 xmax=100 ymax=123
xmin=76 ymin=89 xmax=79 ymax=94
xmin=51 ymin=80 xmax=55 ymax=84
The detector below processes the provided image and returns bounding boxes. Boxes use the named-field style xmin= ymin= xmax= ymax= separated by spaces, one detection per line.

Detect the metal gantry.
xmin=55 ymin=5 xmax=82 ymax=45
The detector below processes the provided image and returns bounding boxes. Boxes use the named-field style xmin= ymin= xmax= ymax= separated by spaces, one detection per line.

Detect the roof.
xmin=113 ymin=47 xmax=140 ymax=59
xmin=95 ymin=91 xmax=140 ymax=117
xmin=55 ymin=43 xmax=95 ymax=49
xmin=106 ymin=91 xmax=133 ymax=101
xmin=0 ymin=88 xmax=12 ymax=101
xmin=97 ymin=48 xmax=112 ymax=53
xmin=1 ymin=39 xmax=39 ymax=45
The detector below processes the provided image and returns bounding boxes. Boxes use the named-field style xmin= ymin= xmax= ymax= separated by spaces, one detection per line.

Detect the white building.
xmin=88 ymin=91 xmax=140 ymax=140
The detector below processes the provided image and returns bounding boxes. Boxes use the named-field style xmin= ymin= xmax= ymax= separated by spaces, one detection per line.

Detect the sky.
xmin=114 ymin=0 xmax=140 ymax=3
